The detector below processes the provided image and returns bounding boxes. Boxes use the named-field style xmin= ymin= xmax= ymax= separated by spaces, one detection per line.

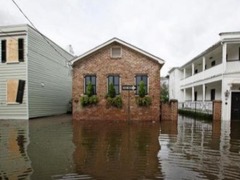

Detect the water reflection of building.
xmin=28 ymin=115 xmax=75 ymax=179
xmin=72 ymin=121 xmax=161 ymax=179
xmin=0 ymin=120 xmax=32 ymax=179
xmin=158 ymin=116 xmax=240 ymax=179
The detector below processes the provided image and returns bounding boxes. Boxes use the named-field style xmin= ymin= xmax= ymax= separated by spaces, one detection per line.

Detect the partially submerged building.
xmin=72 ymin=38 xmax=165 ymax=121
xmin=169 ymin=31 xmax=240 ymax=121
xmin=0 ymin=24 xmax=74 ymax=119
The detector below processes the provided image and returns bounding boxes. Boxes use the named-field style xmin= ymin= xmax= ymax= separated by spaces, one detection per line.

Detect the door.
xmin=231 ymin=92 xmax=240 ymax=120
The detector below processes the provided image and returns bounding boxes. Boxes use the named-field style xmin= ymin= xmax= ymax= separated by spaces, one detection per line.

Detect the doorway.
xmin=231 ymin=92 xmax=240 ymax=120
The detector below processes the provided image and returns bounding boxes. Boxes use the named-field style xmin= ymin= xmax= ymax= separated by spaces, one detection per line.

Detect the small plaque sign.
xmin=122 ymin=85 xmax=136 ymax=91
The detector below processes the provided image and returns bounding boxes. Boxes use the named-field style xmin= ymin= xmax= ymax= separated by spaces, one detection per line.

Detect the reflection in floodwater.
xmin=72 ymin=121 xmax=161 ymax=179
xmin=0 ymin=115 xmax=240 ymax=179
xmin=158 ymin=116 xmax=240 ymax=180
xmin=0 ymin=120 xmax=32 ymax=179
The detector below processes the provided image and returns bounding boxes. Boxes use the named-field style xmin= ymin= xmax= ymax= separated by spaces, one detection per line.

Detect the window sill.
xmin=7 ymin=102 xmax=20 ymax=105
xmin=6 ymin=61 xmax=20 ymax=64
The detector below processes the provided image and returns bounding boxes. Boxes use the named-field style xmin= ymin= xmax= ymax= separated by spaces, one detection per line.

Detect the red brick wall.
xmin=72 ymin=42 xmax=162 ymax=121
xmin=213 ymin=100 xmax=222 ymax=121
xmin=160 ymin=100 xmax=178 ymax=121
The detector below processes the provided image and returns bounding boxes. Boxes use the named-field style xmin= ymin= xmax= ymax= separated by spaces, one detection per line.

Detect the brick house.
xmin=72 ymin=38 xmax=165 ymax=121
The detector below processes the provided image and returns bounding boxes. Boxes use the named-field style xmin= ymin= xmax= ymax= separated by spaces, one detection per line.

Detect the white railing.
xmin=178 ymin=101 xmax=213 ymax=114
xmin=180 ymin=63 xmax=223 ymax=86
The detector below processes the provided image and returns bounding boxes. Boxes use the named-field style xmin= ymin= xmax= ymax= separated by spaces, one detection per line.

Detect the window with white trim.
xmin=84 ymin=75 xmax=96 ymax=95
xmin=108 ymin=75 xmax=120 ymax=95
xmin=135 ymin=75 xmax=148 ymax=95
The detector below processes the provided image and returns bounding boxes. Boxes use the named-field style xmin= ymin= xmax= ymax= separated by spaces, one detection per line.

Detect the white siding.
xmin=27 ymin=27 xmax=73 ymax=118
xmin=0 ymin=63 xmax=28 ymax=119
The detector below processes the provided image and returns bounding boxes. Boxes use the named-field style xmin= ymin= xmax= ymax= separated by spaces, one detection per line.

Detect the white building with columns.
xmin=169 ymin=31 xmax=240 ymax=121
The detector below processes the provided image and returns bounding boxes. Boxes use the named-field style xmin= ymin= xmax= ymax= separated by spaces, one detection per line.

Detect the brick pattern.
xmin=160 ymin=100 xmax=178 ymax=121
xmin=213 ymin=100 xmax=222 ymax=121
xmin=72 ymin=42 xmax=162 ymax=121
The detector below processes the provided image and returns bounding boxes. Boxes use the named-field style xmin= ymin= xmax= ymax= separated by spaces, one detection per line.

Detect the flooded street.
xmin=0 ymin=115 xmax=240 ymax=179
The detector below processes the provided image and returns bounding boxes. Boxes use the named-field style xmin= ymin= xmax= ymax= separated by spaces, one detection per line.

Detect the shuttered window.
xmin=1 ymin=40 xmax=6 ymax=63
xmin=7 ymin=79 xmax=25 ymax=104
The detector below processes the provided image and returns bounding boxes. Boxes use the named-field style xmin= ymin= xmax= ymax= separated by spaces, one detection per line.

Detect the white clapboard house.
xmin=169 ymin=31 xmax=240 ymax=121
xmin=0 ymin=24 xmax=73 ymax=119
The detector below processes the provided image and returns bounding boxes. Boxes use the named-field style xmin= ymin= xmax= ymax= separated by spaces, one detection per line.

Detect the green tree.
xmin=86 ymin=81 xmax=94 ymax=97
xmin=160 ymin=82 xmax=169 ymax=103
xmin=108 ymin=82 xmax=116 ymax=98
xmin=138 ymin=81 xmax=146 ymax=98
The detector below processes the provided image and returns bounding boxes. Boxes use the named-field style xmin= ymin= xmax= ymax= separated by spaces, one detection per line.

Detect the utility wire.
xmin=11 ymin=0 xmax=72 ymax=63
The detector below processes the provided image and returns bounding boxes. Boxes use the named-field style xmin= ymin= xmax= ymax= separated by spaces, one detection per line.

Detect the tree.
xmin=138 ymin=81 xmax=146 ymax=98
xmin=160 ymin=82 xmax=169 ymax=103
xmin=108 ymin=82 xmax=116 ymax=98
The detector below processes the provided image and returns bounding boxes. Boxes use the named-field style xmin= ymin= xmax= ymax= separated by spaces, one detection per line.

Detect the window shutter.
xmin=16 ymin=80 xmax=25 ymax=103
xmin=1 ymin=40 xmax=6 ymax=63
xmin=18 ymin=39 xmax=24 ymax=62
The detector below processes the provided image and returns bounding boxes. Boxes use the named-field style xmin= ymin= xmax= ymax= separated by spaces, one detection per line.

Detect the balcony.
xmin=226 ymin=60 xmax=240 ymax=74
xmin=180 ymin=63 xmax=223 ymax=88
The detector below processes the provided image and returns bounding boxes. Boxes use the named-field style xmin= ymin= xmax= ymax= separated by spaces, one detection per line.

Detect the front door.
xmin=231 ymin=92 xmax=240 ymax=120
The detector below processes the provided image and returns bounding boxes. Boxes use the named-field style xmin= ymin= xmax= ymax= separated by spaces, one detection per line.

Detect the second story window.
xmin=84 ymin=75 xmax=96 ymax=95
xmin=1 ymin=38 xmax=24 ymax=63
xmin=108 ymin=75 xmax=120 ymax=95
xmin=1 ymin=40 xmax=6 ymax=63
xmin=111 ymin=47 xmax=122 ymax=58
xmin=136 ymin=75 xmax=148 ymax=95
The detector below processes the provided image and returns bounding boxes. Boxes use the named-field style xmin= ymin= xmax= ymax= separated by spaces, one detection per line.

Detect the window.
xmin=195 ymin=69 xmax=198 ymax=74
xmin=136 ymin=75 xmax=148 ymax=95
xmin=84 ymin=75 xmax=96 ymax=95
xmin=211 ymin=89 xmax=215 ymax=101
xmin=7 ymin=79 xmax=25 ymax=104
xmin=211 ymin=60 xmax=215 ymax=67
xmin=1 ymin=40 xmax=6 ymax=63
xmin=108 ymin=75 xmax=120 ymax=95
xmin=18 ymin=38 xmax=24 ymax=62
xmin=111 ymin=47 xmax=122 ymax=58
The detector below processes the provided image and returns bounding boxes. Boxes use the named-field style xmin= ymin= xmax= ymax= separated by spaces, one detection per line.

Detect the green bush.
xmin=86 ymin=82 xmax=94 ymax=97
xmin=108 ymin=82 xmax=116 ymax=98
xmin=138 ymin=81 xmax=146 ymax=98
xmin=136 ymin=96 xmax=152 ymax=106
xmin=106 ymin=95 xmax=123 ymax=108
xmin=80 ymin=95 xmax=98 ymax=107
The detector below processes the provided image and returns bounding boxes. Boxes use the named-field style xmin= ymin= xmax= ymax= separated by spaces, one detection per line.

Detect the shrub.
xmin=138 ymin=81 xmax=146 ymax=98
xmin=106 ymin=95 xmax=123 ymax=108
xmin=108 ymin=82 xmax=116 ymax=98
xmin=136 ymin=96 xmax=152 ymax=106
xmin=80 ymin=95 xmax=98 ymax=107
xmin=86 ymin=82 xmax=94 ymax=97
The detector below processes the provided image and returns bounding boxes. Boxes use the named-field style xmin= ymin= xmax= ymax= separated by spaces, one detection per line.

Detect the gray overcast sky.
xmin=1 ymin=0 xmax=240 ymax=75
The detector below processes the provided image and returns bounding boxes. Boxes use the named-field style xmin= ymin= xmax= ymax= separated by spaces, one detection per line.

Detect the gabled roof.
xmin=71 ymin=37 xmax=165 ymax=65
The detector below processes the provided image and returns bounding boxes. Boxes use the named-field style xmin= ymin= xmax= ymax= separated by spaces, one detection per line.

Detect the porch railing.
xmin=178 ymin=101 xmax=213 ymax=114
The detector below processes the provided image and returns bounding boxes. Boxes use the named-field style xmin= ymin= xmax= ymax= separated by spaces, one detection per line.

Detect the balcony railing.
xmin=178 ymin=101 xmax=213 ymax=114
xmin=180 ymin=63 xmax=223 ymax=87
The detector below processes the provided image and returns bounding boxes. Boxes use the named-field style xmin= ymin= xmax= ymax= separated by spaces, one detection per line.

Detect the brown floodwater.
xmin=0 ymin=115 xmax=240 ymax=179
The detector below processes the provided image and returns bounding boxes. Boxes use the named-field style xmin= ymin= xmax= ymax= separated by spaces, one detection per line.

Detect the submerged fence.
xmin=178 ymin=101 xmax=213 ymax=115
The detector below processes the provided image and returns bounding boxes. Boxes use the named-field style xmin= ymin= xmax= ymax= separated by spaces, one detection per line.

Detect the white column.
xmin=183 ymin=88 xmax=186 ymax=102
xmin=192 ymin=86 xmax=195 ymax=102
xmin=202 ymin=56 xmax=206 ymax=71
xmin=222 ymin=42 xmax=227 ymax=72
xmin=192 ymin=63 xmax=195 ymax=75
xmin=183 ymin=68 xmax=186 ymax=79
xmin=202 ymin=84 xmax=205 ymax=102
